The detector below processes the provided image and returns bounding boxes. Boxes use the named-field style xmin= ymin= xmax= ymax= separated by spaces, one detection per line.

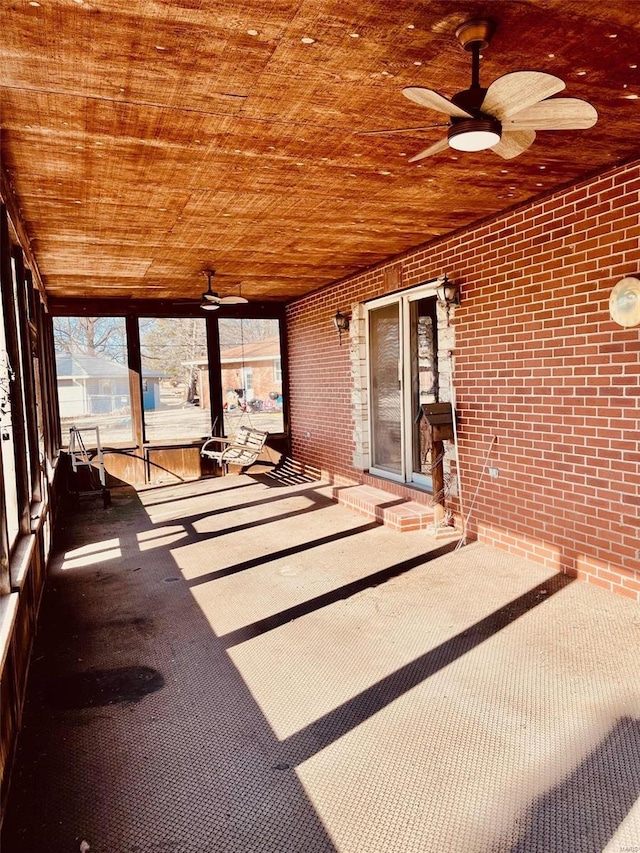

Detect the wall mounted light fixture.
xmin=333 ymin=309 xmax=350 ymax=344
xmin=610 ymin=276 xmax=640 ymax=327
xmin=435 ymin=276 xmax=460 ymax=308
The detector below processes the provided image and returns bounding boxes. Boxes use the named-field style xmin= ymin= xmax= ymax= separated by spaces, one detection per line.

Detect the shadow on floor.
xmin=281 ymin=573 xmax=574 ymax=765
xmin=2 ymin=478 xmax=633 ymax=853
xmin=2 ymin=485 xmax=340 ymax=853
xmin=504 ymin=716 xmax=640 ymax=853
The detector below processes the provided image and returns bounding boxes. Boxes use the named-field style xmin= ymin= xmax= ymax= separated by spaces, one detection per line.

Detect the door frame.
xmin=365 ymin=277 xmax=443 ymax=484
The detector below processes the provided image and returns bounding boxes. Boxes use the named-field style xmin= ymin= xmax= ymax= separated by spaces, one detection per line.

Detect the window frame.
xmin=48 ymin=300 xmax=289 ymax=459
xmin=0 ymin=203 xmax=61 ymax=592
xmin=138 ymin=315 xmax=211 ymax=445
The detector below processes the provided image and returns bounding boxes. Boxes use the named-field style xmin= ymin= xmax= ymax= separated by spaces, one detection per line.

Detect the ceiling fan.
xmin=200 ymin=269 xmax=248 ymax=311
xmin=361 ymin=19 xmax=597 ymax=162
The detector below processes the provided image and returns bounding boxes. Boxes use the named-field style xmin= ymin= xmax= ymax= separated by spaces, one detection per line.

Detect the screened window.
xmin=53 ymin=317 xmax=133 ymax=445
xmin=139 ymin=317 xmax=210 ymax=442
xmin=0 ymin=297 xmax=20 ymax=548
xmin=219 ymin=318 xmax=284 ymax=435
xmin=10 ymin=256 xmax=31 ymax=498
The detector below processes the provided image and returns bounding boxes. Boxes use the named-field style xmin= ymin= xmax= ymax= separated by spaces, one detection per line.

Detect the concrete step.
xmin=335 ymin=484 xmax=434 ymax=532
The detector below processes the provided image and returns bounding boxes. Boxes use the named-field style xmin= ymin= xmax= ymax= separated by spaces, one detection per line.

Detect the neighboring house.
xmin=189 ymin=337 xmax=282 ymax=410
xmin=55 ymin=353 xmax=162 ymax=416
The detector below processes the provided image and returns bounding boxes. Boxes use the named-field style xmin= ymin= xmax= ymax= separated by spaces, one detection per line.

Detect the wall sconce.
xmin=333 ymin=309 xmax=350 ymax=345
xmin=610 ymin=276 xmax=640 ymax=327
xmin=435 ymin=276 xmax=461 ymax=308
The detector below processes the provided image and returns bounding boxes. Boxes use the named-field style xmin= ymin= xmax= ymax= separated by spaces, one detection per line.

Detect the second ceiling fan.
xmin=200 ymin=269 xmax=248 ymax=311
xmin=362 ymin=19 xmax=598 ymax=162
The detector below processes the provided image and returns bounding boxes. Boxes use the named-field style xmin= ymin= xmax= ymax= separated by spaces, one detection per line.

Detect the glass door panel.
xmin=409 ymin=297 xmax=438 ymax=487
xmin=367 ymin=284 xmax=441 ymax=488
xmin=369 ymin=303 xmax=403 ymax=477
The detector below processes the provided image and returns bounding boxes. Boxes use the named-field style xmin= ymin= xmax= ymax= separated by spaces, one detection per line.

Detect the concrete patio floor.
xmin=2 ymin=468 xmax=640 ymax=852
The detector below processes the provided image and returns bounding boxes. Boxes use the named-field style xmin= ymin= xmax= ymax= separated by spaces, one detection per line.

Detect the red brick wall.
xmin=286 ymin=159 xmax=640 ymax=600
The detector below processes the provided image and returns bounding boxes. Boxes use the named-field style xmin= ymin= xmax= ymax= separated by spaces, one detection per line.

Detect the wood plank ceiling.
xmin=1 ymin=0 xmax=639 ymax=303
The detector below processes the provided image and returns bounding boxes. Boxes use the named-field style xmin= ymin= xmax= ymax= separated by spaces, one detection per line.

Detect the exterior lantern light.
xmin=435 ymin=277 xmax=460 ymax=308
xmin=333 ymin=309 xmax=350 ymax=344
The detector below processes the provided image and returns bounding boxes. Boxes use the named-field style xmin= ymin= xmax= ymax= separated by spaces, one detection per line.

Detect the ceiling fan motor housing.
xmin=451 ymin=87 xmax=487 ymax=113
xmin=449 ymin=83 xmax=501 ymax=153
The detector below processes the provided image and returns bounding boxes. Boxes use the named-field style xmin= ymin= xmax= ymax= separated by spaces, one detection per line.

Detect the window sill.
xmin=30 ymin=499 xmax=45 ymax=533
xmin=0 ymin=592 xmax=19 ymax=673
xmin=143 ymin=439 xmax=208 ymax=449
xmin=61 ymin=442 xmax=139 ymax=450
xmin=11 ymin=533 xmax=36 ymax=592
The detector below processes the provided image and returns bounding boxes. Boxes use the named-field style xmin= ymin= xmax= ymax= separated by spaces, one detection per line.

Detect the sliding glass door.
xmin=367 ymin=285 xmax=439 ymax=486
xmin=369 ymin=302 xmax=403 ymax=477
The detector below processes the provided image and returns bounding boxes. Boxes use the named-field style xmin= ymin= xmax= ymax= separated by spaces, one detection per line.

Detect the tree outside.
xmin=53 ymin=316 xmax=284 ymax=445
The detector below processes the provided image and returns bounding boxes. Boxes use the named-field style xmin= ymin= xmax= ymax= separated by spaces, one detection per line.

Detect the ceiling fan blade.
xmin=402 ymin=87 xmax=472 ymax=118
xmin=220 ymin=295 xmax=248 ymax=304
xmin=491 ymin=129 xmax=536 ymax=159
xmin=481 ymin=72 xmax=565 ymax=120
xmin=408 ymin=137 xmax=450 ymax=163
xmin=357 ymin=123 xmax=449 ymax=136
xmin=203 ymin=292 xmax=221 ymax=303
xmin=505 ymin=97 xmax=598 ymax=130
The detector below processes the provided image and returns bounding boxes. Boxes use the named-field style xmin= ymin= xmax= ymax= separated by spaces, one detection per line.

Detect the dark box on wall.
xmin=420 ymin=402 xmax=454 ymax=441
xmin=421 ymin=402 xmax=453 ymax=425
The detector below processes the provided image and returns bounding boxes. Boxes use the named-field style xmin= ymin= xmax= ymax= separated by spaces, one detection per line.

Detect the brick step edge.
xmin=333 ymin=485 xmax=435 ymax=532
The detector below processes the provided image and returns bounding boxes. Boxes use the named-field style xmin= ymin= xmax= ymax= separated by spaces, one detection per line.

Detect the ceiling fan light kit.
xmin=448 ymin=117 xmax=501 ymax=152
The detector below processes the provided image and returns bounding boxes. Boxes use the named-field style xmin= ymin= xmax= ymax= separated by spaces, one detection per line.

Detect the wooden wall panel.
xmin=146 ymin=446 xmax=216 ymax=485
xmin=102 ymin=451 xmax=146 ymax=486
xmin=0 ymin=465 xmax=64 ymax=822
xmin=11 ymin=578 xmax=34 ymax=714
xmin=0 ymin=647 xmax=17 ymax=816
xmin=0 ymin=591 xmax=19 ymax=818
